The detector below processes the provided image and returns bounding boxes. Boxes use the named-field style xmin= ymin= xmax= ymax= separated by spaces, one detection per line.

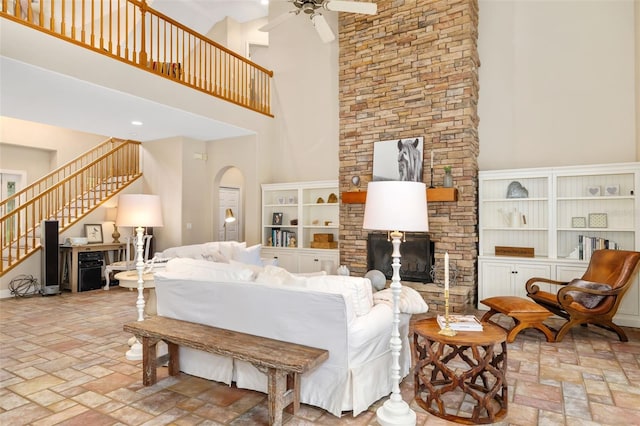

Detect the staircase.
xmin=0 ymin=138 xmax=142 ymax=275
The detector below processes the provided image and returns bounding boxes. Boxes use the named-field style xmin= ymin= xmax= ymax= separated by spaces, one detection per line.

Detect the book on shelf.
xmin=437 ymin=314 xmax=483 ymax=331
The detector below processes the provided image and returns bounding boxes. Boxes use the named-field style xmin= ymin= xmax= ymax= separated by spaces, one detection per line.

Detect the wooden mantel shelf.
xmin=342 ymin=187 xmax=458 ymax=204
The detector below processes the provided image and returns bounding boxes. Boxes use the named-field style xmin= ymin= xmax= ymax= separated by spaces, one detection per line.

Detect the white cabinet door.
xmin=298 ymin=251 xmax=339 ymax=274
xmin=513 ymin=263 xmax=552 ymax=297
xmin=479 ymin=260 xmax=551 ymax=307
xmin=260 ymin=248 xmax=299 ymax=273
xmin=479 ymin=261 xmax=513 ymax=303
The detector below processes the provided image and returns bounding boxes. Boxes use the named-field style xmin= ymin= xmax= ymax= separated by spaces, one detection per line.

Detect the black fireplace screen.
xmin=367 ymin=233 xmax=434 ymax=283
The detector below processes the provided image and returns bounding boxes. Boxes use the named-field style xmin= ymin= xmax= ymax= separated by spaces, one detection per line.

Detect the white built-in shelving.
xmin=478 ymin=163 xmax=640 ymax=327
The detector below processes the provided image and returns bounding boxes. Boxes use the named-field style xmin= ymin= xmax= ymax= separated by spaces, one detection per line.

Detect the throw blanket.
xmin=373 ymin=286 xmax=428 ymax=314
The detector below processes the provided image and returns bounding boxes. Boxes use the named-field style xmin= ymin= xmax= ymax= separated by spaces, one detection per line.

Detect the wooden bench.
xmin=123 ymin=316 xmax=329 ymax=426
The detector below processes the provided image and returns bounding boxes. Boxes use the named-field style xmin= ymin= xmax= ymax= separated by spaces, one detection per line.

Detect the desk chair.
xmin=104 ymin=234 xmax=153 ymax=290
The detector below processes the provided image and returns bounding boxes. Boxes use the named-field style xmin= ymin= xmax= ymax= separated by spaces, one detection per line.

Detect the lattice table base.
xmin=413 ymin=318 xmax=508 ymax=424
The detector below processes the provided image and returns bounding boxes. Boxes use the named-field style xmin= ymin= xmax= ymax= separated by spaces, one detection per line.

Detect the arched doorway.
xmin=215 ymin=167 xmax=244 ymax=242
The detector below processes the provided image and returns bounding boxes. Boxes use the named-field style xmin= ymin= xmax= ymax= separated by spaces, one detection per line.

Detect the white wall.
xmin=0 ymin=117 xmax=107 ymax=169
xmin=259 ymin=1 xmax=340 ymax=183
xmin=478 ymin=0 xmax=637 ymax=170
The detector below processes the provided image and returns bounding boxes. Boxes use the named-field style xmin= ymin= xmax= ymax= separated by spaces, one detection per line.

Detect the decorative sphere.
xmin=365 ymin=270 xmax=386 ymax=292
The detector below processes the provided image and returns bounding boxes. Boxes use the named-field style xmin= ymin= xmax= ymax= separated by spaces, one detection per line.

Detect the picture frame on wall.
xmin=588 ymin=213 xmax=608 ymax=228
xmin=272 ymin=212 xmax=283 ymax=226
xmin=373 ymin=137 xmax=424 ymax=182
xmin=571 ymin=217 xmax=587 ymax=228
xmin=84 ymin=224 xmax=103 ymax=244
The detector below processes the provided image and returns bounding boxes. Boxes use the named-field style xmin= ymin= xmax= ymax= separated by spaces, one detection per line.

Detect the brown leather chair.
xmin=525 ymin=249 xmax=640 ymax=342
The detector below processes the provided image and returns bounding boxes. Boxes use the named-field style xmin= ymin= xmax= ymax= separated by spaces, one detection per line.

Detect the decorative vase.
xmin=444 ymin=171 xmax=453 ymax=188
xmin=337 ymin=265 xmax=350 ymax=276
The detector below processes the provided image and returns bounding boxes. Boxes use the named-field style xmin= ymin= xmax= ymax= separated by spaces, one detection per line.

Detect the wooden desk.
xmin=413 ymin=318 xmax=508 ymax=424
xmin=59 ymin=243 xmax=126 ymax=293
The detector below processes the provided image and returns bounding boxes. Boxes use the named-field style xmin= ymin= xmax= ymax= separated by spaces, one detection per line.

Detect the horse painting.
xmin=397 ymin=138 xmax=423 ymax=182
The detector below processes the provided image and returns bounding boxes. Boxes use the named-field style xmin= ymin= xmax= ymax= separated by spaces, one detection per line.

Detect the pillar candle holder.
xmin=439 ymin=289 xmax=457 ymax=336
xmin=429 ymin=167 xmax=435 ymax=188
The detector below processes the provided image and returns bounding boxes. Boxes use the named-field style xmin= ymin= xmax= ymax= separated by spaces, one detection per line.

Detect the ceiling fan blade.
xmin=259 ymin=10 xmax=299 ymax=32
xmin=325 ymin=0 xmax=377 ymax=15
xmin=311 ymin=13 xmax=335 ymax=43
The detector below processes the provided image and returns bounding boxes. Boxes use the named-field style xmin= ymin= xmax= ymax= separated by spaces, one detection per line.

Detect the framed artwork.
xmin=84 ymin=224 xmax=103 ymax=243
xmin=604 ymin=184 xmax=620 ymax=196
xmin=588 ymin=213 xmax=608 ymax=228
xmin=586 ymin=185 xmax=601 ymax=197
xmin=272 ymin=212 xmax=283 ymax=226
xmin=571 ymin=217 xmax=587 ymax=228
xmin=373 ymin=137 xmax=424 ymax=182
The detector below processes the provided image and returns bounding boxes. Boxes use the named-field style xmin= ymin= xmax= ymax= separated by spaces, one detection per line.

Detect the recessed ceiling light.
xmin=131 ymin=120 xmax=143 ymax=126
xmin=261 ymin=0 xmax=268 ymax=5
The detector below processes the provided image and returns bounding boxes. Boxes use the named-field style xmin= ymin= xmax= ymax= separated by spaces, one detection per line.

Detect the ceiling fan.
xmin=259 ymin=0 xmax=377 ymax=43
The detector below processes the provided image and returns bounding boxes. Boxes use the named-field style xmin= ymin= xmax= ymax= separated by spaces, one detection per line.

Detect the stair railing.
xmin=0 ymin=0 xmax=273 ymax=116
xmin=0 ymin=139 xmax=141 ymax=274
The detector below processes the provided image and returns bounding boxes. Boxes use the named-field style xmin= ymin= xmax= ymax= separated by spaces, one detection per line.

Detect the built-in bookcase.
xmin=261 ymin=181 xmax=339 ymax=274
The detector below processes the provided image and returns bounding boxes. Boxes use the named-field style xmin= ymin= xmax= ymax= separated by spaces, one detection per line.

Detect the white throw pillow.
xmin=232 ymin=244 xmax=263 ymax=266
xmin=218 ymin=241 xmax=246 ymax=260
xmin=304 ymin=275 xmax=374 ymax=316
xmin=164 ymin=258 xmax=254 ymax=282
xmin=202 ymin=247 xmax=229 ymax=263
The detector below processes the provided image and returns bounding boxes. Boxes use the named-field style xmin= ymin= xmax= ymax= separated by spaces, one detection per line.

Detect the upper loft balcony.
xmin=0 ymin=0 xmax=274 ymax=142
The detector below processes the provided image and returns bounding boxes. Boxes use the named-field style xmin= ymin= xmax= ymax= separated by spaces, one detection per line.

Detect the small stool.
xmin=481 ymin=296 xmax=555 ymax=343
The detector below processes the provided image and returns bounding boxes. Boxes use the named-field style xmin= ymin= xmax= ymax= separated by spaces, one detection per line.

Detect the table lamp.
xmin=363 ymin=181 xmax=428 ymax=426
xmin=105 ymin=207 xmax=120 ymax=243
xmin=116 ymin=194 xmax=163 ymax=361
xmin=224 ymin=208 xmax=236 ymax=241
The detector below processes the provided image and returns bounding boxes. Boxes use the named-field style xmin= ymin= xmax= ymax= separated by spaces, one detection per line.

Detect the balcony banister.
xmin=1 ymin=0 xmax=273 ymax=116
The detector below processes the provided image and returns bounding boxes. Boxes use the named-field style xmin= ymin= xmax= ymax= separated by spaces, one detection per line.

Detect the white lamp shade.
xmin=116 ymin=194 xmax=164 ymax=227
xmin=363 ymin=181 xmax=429 ymax=232
xmin=105 ymin=207 xmax=118 ymax=222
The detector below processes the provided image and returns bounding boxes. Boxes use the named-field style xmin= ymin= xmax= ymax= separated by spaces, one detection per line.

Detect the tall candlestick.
xmin=431 ymin=151 xmax=434 ymax=169
xmin=444 ymin=251 xmax=449 ymax=291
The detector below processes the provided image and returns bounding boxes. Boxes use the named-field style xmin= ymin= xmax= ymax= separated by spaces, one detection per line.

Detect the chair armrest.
xmin=525 ymin=277 xmax=568 ymax=295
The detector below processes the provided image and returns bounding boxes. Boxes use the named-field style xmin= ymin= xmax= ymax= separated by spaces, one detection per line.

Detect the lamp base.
xmin=125 ymin=339 xmax=143 ymax=361
xmin=376 ymin=399 xmax=417 ymax=426
xmin=112 ymin=225 xmax=121 ymax=243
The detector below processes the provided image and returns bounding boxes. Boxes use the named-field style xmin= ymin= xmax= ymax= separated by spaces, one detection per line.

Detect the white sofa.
xmin=153 ymin=254 xmax=427 ymax=417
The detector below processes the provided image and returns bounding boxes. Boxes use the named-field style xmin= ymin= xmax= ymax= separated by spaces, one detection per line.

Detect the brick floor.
xmin=1 ymin=286 xmax=639 ymax=425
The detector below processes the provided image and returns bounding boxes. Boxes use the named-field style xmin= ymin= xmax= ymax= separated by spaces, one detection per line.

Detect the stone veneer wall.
xmin=338 ymin=0 xmax=480 ymax=312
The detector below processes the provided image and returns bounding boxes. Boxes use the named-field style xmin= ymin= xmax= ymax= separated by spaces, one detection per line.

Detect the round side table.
xmin=413 ymin=317 xmax=508 ymax=424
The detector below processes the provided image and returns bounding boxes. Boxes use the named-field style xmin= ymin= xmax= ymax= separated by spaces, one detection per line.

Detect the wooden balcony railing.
xmin=0 ymin=138 xmax=142 ymax=274
xmin=0 ymin=0 xmax=273 ymax=116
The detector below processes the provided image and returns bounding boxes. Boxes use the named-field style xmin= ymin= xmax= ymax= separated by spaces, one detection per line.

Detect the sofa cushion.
xmin=164 ymin=258 xmax=254 ymax=282
xmin=160 ymin=243 xmax=208 ymax=259
xmin=304 ymin=275 xmax=374 ymax=317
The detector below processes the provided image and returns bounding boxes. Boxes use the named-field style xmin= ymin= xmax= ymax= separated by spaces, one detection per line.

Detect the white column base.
xmin=125 ymin=339 xmax=143 ymax=361
xmin=376 ymin=399 xmax=416 ymax=426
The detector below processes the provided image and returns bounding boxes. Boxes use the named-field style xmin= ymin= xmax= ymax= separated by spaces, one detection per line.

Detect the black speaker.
xmin=41 ymin=220 xmax=60 ymax=295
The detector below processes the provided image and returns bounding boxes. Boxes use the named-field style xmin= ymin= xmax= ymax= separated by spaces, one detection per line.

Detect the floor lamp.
xmin=224 ymin=208 xmax=236 ymax=241
xmin=116 ymin=194 xmax=163 ymax=361
xmin=363 ymin=181 xmax=429 ymax=426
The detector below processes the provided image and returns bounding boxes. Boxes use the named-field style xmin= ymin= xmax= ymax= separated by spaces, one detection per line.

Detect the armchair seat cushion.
xmin=565 ymin=279 xmax=612 ymax=309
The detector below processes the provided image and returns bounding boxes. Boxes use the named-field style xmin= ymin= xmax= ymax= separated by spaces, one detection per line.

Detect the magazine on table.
xmin=437 ymin=314 xmax=483 ymax=331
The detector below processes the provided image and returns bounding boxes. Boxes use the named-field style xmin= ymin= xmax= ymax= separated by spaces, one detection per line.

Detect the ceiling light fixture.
xmin=131 ymin=120 xmax=143 ymax=126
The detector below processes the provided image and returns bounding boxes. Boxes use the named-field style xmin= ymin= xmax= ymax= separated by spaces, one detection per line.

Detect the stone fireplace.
xmin=338 ymin=0 xmax=480 ymax=313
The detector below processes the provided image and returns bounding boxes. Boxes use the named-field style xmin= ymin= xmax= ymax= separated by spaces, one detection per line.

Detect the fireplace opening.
xmin=367 ymin=233 xmax=435 ymax=283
